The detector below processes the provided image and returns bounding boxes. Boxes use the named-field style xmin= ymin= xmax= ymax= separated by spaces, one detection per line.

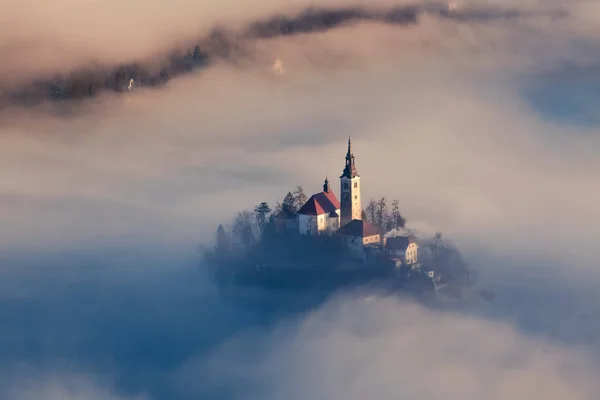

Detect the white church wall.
xmin=298 ymin=214 xmax=317 ymax=235
xmin=340 ymin=176 xmax=362 ymax=225
xmin=299 ymin=212 xmax=339 ymax=236
xmin=327 ymin=211 xmax=340 ymax=233
xmin=344 ymin=236 xmax=364 ymax=257
xmin=317 ymin=214 xmax=326 ymax=232
xmin=351 ymin=177 xmax=362 ymax=221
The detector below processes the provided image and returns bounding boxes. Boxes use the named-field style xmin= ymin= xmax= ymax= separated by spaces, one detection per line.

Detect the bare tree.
xmin=293 ymin=186 xmax=307 ymax=210
xmin=376 ymin=197 xmax=387 ymax=230
xmin=232 ymin=210 xmax=255 ymax=248
xmin=272 ymin=201 xmax=282 ymax=215
xmin=390 ymin=199 xmax=406 ymax=229
xmin=365 ymin=200 xmax=377 ymax=224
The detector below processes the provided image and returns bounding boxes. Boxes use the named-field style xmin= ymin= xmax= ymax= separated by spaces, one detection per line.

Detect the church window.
xmin=354 ymin=195 xmax=357 ymax=200
xmin=354 ymin=182 xmax=358 ymax=188
xmin=343 ymin=182 xmax=349 ymax=189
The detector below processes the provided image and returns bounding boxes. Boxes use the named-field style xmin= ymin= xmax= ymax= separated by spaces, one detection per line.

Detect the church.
xmin=294 ymin=138 xmax=381 ymax=248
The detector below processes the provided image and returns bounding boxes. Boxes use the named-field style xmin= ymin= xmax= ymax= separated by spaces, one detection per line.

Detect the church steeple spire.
xmin=339 ymin=137 xmax=362 ymax=225
xmin=346 ymin=135 xmax=352 ymax=158
xmin=341 ymin=136 xmax=358 ymax=179
xmin=323 ymin=176 xmax=331 ymax=193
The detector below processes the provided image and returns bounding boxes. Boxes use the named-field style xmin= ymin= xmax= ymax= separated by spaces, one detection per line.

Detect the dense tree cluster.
xmin=212 ymin=186 xmax=310 ymax=257
xmin=363 ymin=197 xmax=406 ymax=232
xmin=274 ymin=186 xmax=306 ymax=214
xmin=211 ymin=186 xmax=409 ymax=261
xmin=204 ymin=183 xmax=476 ymax=297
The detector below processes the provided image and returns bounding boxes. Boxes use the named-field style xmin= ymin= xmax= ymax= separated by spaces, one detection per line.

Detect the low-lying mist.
xmin=1 ymin=0 xmax=600 ymax=399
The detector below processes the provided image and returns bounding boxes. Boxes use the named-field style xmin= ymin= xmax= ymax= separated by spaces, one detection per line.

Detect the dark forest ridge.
xmin=0 ymin=2 xmax=562 ymax=111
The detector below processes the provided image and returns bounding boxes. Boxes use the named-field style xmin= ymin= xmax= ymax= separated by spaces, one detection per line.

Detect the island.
xmin=203 ymin=138 xmax=483 ymax=304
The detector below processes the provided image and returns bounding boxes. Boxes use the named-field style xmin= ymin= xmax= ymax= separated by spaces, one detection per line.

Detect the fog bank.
xmin=1 ymin=0 xmax=600 ymax=399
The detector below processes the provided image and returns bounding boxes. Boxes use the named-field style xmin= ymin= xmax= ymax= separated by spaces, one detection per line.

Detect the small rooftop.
xmin=337 ymin=219 xmax=380 ymax=238
xmin=297 ymin=190 xmax=340 ymax=216
xmin=276 ymin=208 xmax=296 ymax=219
xmin=385 ymin=236 xmax=410 ymax=251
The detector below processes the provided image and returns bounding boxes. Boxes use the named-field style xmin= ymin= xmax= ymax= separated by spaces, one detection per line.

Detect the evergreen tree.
xmin=193 ymin=45 xmax=205 ymax=62
xmin=282 ymin=191 xmax=296 ymax=212
xmin=159 ymin=68 xmax=169 ymax=82
xmin=215 ymin=224 xmax=230 ymax=254
xmin=240 ymin=224 xmax=254 ymax=248
xmin=433 ymin=232 xmax=443 ymax=260
xmin=262 ymin=214 xmax=278 ymax=240
xmin=254 ymin=202 xmax=272 ymax=233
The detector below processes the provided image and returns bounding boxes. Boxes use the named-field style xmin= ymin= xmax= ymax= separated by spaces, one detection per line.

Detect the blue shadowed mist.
xmin=521 ymin=67 xmax=600 ymax=128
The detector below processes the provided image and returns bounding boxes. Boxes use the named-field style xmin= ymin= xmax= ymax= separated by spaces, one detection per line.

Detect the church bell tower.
xmin=339 ymin=137 xmax=361 ymax=226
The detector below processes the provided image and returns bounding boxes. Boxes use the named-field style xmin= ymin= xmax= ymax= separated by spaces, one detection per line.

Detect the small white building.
xmin=406 ymin=241 xmax=419 ymax=265
xmin=383 ymin=228 xmax=425 ymax=266
xmin=384 ymin=235 xmax=410 ymax=267
xmin=297 ymin=178 xmax=341 ymax=236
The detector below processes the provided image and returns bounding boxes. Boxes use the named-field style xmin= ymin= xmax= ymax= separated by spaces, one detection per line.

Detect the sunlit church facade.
xmin=293 ymin=138 xmax=380 ymax=247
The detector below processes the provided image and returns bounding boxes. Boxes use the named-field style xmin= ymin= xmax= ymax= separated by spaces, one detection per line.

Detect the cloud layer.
xmin=1 ymin=0 xmax=600 ymax=399
xmin=188 ymin=295 xmax=600 ymax=400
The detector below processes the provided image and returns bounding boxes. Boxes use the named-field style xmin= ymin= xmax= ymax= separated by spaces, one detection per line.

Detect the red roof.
xmin=297 ymin=191 xmax=340 ymax=216
xmin=337 ymin=219 xmax=380 ymax=238
xmin=322 ymin=190 xmax=340 ymax=209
